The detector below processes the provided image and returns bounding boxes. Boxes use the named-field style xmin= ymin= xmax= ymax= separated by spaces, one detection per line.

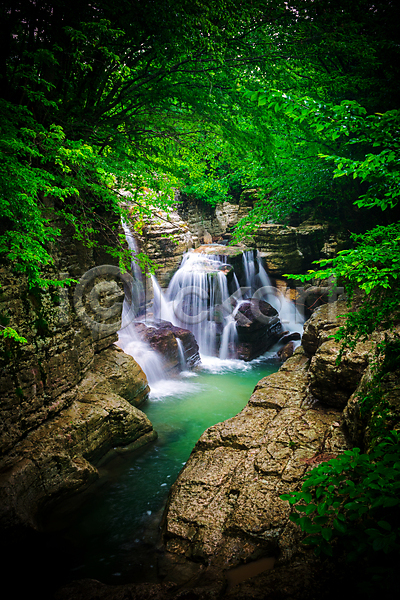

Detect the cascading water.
xmin=152 ymin=246 xmax=304 ymax=360
xmin=251 ymin=252 xmax=304 ymax=337
xmin=119 ymin=220 xmax=304 ymax=384
xmin=150 ymin=274 xmax=176 ymax=324
xmin=156 ymin=251 xmax=233 ymax=357
xmin=176 ymin=338 xmax=187 ymax=371
xmin=118 ymin=223 xmax=167 ymax=385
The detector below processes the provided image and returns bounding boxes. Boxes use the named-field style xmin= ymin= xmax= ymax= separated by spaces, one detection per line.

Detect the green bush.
xmin=281 ymin=431 xmax=400 ymax=561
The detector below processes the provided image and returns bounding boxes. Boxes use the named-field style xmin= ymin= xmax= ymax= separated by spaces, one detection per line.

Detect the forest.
xmin=1 ymin=0 xmax=400 ymax=594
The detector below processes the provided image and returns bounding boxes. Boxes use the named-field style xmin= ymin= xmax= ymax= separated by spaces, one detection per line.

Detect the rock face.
xmin=125 ymin=194 xmax=346 ymax=296
xmin=253 ymin=222 xmax=349 ymax=276
xmin=193 ymin=243 xmax=252 ymax=286
xmin=302 ymin=297 xmax=375 ymax=408
xmin=0 ymin=221 xmax=155 ymax=530
xmin=126 ymin=192 xmax=254 ymax=290
xmin=176 ymin=191 xmax=253 ymax=245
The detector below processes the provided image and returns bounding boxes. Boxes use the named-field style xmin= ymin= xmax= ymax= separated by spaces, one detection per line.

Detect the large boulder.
xmin=161 ymin=347 xmax=349 ymax=581
xmin=78 ymin=345 xmax=149 ymax=406
xmin=0 ymin=396 xmax=155 ymax=530
xmin=132 ymin=320 xmax=200 ymax=373
xmin=235 ymin=299 xmax=283 ymax=361
xmin=155 ymin=321 xmax=201 ymax=369
xmin=0 ymin=345 xmax=155 ymax=530
xmin=302 ymin=297 xmax=376 ymax=408
xmin=308 ymin=337 xmax=373 ymax=408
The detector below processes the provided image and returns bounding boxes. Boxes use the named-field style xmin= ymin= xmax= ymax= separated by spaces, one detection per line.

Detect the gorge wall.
xmin=0 ymin=220 xmax=155 ymax=530
xmin=131 ymin=191 xmax=349 ymax=293
xmin=1 ymin=192 xmax=356 ymax=600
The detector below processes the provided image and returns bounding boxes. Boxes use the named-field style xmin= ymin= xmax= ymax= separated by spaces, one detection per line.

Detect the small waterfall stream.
xmin=151 ymin=247 xmax=304 ymax=361
xmin=118 ymin=222 xmax=167 ymax=384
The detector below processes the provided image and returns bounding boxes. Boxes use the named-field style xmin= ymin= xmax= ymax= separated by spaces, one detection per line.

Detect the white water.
xmin=118 ymin=222 xmax=167 ymax=385
xmin=176 ymin=338 xmax=187 ymax=371
xmin=151 ymin=248 xmax=304 ymax=360
xmin=118 ymin=312 xmax=166 ymax=385
xmin=118 ymin=225 xmax=304 ymax=387
xmin=156 ymin=251 xmax=232 ymax=357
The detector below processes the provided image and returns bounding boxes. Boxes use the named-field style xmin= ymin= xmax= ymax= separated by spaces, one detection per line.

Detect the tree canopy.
xmin=1 ymin=0 xmax=400 ymax=339
xmin=2 ymin=0 xmax=400 ymax=587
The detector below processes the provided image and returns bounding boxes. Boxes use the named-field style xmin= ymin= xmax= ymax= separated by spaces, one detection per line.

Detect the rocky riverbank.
xmin=55 ymin=295 xmax=382 ymax=600
xmin=0 ymin=222 xmax=156 ymax=530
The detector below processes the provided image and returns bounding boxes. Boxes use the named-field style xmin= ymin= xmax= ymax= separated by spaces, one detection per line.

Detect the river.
xmin=47 ymin=354 xmax=280 ymax=587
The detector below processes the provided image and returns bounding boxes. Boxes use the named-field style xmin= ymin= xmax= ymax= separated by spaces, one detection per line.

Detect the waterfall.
xmin=151 ymin=274 xmax=176 ymax=324
xmin=176 ymin=338 xmax=187 ymax=371
xmin=219 ymin=315 xmax=238 ymax=359
xmin=119 ymin=220 xmax=304 ymax=373
xmin=121 ymin=220 xmax=145 ymax=314
xmin=118 ymin=221 xmax=167 ymax=384
xmin=154 ymin=251 xmax=232 ymax=357
xmin=152 ymin=247 xmax=304 ymax=360
xmin=245 ymin=251 xmax=304 ymax=337
xmin=118 ymin=302 xmax=166 ymax=385
xmin=243 ymin=250 xmax=256 ymax=296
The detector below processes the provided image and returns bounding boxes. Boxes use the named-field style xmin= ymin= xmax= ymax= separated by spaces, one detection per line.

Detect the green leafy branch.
xmin=281 ymin=431 xmax=400 ymax=559
xmin=0 ymin=326 xmax=28 ymax=345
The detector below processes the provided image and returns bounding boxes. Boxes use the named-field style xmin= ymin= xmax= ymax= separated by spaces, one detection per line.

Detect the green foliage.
xmin=281 ymin=431 xmax=400 ymax=560
xmin=287 ymin=222 xmax=400 ymax=355
xmin=2 ymin=1 xmax=400 ymax=352
xmin=0 ymin=326 xmax=28 ymax=345
xmin=0 ymin=0 xmax=281 ymax=293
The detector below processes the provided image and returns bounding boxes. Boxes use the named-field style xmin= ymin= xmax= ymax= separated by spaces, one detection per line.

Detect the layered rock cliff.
xmin=0 ymin=223 xmax=155 ymax=530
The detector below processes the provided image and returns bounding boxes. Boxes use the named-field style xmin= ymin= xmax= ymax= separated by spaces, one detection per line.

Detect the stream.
xmin=48 ymin=354 xmax=280 ymax=587
xmin=46 ymin=238 xmax=301 ymax=589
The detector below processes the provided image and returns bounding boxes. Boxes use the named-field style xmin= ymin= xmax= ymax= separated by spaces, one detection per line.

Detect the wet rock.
xmin=156 ymin=321 xmax=201 ymax=369
xmin=235 ymin=299 xmax=283 ymax=361
xmin=308 ymin=337 xmax=373 ymax=408
xmin=0 ymin=219 xmax=156 ymax=530
xmin=278 ymin=331 xmax=301 ymax=345
xmin=132 ymin=320 xmax=200 ymax=373
xmin=278 ymin=341 xmax=295 ymax=362
xmin=301 ymin=297 xmax=350 ymax=357
xmin=0 ymin=389 xmax=156 ymax=529
xmin=78 ymin=345 xmax=149 ymax=406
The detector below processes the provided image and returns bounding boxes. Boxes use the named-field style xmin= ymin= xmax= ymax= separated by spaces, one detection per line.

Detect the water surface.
xmin=53 ymin=355 xmax=280 ymax=585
